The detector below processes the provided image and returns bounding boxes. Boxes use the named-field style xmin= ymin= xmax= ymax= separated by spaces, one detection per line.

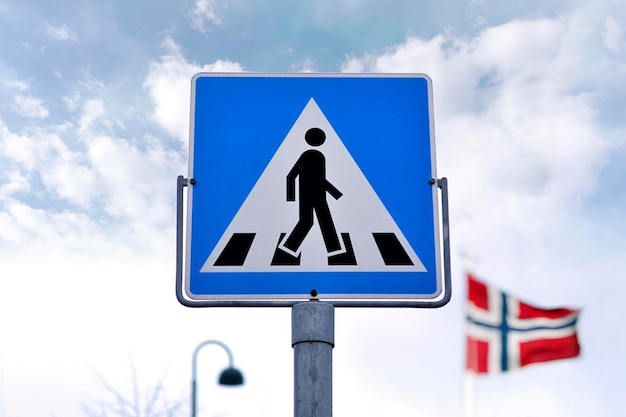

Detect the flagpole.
xmin=461 ymin=256 xmax=479 ymax=417
xmin=464 ymin=372 xmax=476 ymax=417
xmin=463 ymin=322 xmax=477 ymax=417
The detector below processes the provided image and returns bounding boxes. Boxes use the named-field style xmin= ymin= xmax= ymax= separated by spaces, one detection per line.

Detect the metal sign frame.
xmin=176 ymin=73 xmax=451 ymax=308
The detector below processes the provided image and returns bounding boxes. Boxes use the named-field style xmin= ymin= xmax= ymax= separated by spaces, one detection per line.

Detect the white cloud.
xmin=0 ymin=90 xmax=183 ymax=256
xmin=0 ymin=199 xmax=112 ymax=255
xmin=0 ymin=170 xmax=29 ymax=199
xmin=44 ymin=23 xmax=77 ymax=41
xmin=288 ymin=56 xmax=319 ymax=72
xmin=0 ymin=120 xmax=69 ymax=172
xmin=85 ymin=133 xmax=183 ymax=226
xmin=143 ymin=36 xmax=243 ymax=144
xmin=189 ymin=0 xmax=222 ymax=33
xmin=603 ymin=16 xmax=623 ymax=53
xmin=5 ymin=79 xmax=29 ymax=91
xmin=13 ymin=94 xmax=49 ymax=118
xmin=78 ymin=98 xmax=105 ymax=133
xmin=0 ymin=119 xmax=99 ymax=208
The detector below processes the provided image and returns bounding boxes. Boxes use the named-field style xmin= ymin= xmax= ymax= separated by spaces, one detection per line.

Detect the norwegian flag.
xmin=466 ymin=273 xmax=581 ymax=374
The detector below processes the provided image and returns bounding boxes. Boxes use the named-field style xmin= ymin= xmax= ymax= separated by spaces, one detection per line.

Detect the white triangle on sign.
xmin=201 ymin=98 xmax=426 ymax=272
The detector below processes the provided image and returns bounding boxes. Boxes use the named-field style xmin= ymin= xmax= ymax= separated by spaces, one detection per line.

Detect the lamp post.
xmin=191 ymin=340 xmax=244 ymax=417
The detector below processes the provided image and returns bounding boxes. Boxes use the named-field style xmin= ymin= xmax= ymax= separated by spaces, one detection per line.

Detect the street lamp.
xmin=191 ymin=340 xmax=244 ymax=417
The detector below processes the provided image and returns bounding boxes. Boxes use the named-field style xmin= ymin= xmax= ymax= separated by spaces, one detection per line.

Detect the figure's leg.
xmin=271 ymin=233 xmax=301 ymax=265
xmin=283 ymin=206 xmax=314 ymax=254
xmin=315 ymin=203 xmax=342 ymax=254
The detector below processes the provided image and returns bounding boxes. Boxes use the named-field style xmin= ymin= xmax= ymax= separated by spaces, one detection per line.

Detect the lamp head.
xmin=218 ymin=367 xmax=244 ymax=386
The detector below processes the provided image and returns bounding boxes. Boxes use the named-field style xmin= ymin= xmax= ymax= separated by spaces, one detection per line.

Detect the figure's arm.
xmin=325 ymin=180 xmax=343 ymax=200
xmin=286 ymin=161 xmax=300 ymax=201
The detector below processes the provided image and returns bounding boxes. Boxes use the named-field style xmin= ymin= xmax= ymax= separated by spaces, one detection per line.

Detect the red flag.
xmin=466 ymin=273 xmax=581 ymax=374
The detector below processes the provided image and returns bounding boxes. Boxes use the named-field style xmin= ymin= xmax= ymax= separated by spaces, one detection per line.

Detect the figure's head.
xmin=305 ymin=127 xmax=326 ymax=146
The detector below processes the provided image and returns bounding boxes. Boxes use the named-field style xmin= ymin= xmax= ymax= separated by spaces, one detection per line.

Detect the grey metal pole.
xmin=292 ymin=301 xmax=334 ymax=417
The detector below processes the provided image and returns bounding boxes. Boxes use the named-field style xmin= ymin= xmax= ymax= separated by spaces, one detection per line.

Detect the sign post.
xmin=292 ymin=301 xmax=334 ymax=417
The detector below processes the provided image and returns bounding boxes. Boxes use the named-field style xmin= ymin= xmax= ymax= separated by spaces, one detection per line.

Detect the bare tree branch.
xmin=81 ymin=361 xmax=186 ymax=417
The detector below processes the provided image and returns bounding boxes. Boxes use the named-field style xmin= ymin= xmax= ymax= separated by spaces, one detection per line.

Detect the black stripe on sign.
xmin=213 ymin=233 xmax=256 ymax=266
xmin=372 ymin=233 xmax=414 ymax=266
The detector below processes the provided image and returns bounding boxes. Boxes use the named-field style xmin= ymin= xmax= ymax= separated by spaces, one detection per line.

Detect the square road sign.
xmin=180 ymin=73 xmax=448 ymax=307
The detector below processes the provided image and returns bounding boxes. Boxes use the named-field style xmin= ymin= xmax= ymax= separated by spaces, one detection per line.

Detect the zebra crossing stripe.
xmin=372 ymin=233 xmax=414 ymax=266
xmin=213 ymin=233 xmax=256 ymax=266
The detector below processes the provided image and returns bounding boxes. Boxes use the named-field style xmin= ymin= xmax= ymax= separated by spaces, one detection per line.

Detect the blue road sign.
xmin=183 ymin=73 xmax=444 ymax=306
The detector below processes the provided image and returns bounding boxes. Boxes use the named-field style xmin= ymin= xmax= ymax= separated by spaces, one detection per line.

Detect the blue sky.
xmin=1 ymin=0 xmax=625 ymax=416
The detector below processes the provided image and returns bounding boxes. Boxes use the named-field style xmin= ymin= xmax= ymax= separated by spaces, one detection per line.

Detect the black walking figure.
xmin=279 ymin=127 xmax=344 ymax=256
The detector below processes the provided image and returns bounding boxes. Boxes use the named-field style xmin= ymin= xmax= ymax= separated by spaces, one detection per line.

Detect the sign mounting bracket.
xmin=175 ymin=174 xmax=451 ymax=308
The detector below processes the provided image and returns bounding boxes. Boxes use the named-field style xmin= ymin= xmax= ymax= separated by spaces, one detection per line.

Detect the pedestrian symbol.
xmin=201 ymin=98 xmax=426 ymax=272
xmin=277 ymin=126 xmax=350 ymax=265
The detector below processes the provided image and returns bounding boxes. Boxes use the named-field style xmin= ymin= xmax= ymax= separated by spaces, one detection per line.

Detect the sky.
xmin=0 ymin=0 xmax=625 ymax=416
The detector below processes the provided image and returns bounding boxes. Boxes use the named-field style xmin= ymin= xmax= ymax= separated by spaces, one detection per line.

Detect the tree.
xmin=81 ymin=361 xmax=186 ymax=417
